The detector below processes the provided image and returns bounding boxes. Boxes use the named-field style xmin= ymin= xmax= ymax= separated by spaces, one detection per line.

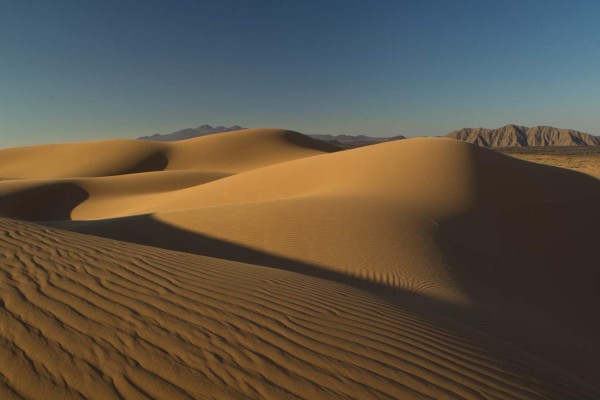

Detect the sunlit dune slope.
xmin=1 ymin=219 xmax=598 ymax=400
xmin=0 ymin=128 xmax=338 ymax=179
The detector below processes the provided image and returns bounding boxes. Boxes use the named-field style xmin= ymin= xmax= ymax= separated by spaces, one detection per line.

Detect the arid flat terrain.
xmin=496 ymin=145 xmax=600 ymax=176
xmin=0 ymin=129 xmax=599 ymax=399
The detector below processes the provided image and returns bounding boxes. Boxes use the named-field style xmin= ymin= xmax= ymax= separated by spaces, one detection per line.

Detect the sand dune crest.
xmin=0 ymin=128 xmax=338 ymax=179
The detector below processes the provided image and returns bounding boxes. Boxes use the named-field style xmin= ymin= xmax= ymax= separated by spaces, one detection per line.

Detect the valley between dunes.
xmin=0 ymin=129 xmax=599 ymax=399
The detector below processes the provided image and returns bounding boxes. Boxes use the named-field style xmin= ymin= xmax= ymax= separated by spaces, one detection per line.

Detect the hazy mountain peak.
xmin=308 ymin=134 xmax=406 ymax=149
xmin=138 ymin=125 xmax=246 ymax=142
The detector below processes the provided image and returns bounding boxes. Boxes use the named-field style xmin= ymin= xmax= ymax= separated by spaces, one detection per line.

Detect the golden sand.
xmin=0 ymin=129 xmax=598 ymax=399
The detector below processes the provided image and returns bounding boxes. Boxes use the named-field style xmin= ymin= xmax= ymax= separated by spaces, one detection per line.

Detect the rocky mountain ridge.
xmin=138 ymin=124 xmax=598 ymax=148
xmin=447 ymin=125 xmax=599 ymax=147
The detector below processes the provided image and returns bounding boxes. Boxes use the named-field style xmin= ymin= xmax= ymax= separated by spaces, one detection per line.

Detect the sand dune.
xmin=0 ymin=170 xmax=230 ymax=221
xmin=1 ymin=219 xmax=598 ymax=399
xmin=0 ymin=128 xmax=338 ymax=179
xmin=0 ymin=130 xmax=599 ymax=398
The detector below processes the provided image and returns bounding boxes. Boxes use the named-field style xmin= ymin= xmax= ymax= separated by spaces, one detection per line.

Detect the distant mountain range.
xmin=447 ymin=125 xmax=599 ymax=147
xmin=138 ymin=125 xmax=246 ymax=142
xmin=138 ymin=124 xmax=598 ymax=148
xmin=138 ymin=126 xmax=406 ymax=148
xmin=308 ymin=134 xmax=406 ymax=149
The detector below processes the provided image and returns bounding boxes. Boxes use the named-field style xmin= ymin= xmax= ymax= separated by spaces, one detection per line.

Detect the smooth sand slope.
xmin=0 ymin=128 xmax=338 ymax=179
xmin=0 ymin=129 xmax=599 ymax=399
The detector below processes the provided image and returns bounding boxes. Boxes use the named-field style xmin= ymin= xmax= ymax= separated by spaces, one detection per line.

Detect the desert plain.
xmin=0 ymin=129 xmax=598 ymax=399
xmin=495 ymin=145 xmax=600 ymax=177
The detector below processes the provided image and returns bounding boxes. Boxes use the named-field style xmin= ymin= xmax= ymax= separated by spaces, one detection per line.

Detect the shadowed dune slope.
xmin=1 ymin=219 xmax=599 ymax=399
xmin=0 ymin=128 xmax=339 ymax=179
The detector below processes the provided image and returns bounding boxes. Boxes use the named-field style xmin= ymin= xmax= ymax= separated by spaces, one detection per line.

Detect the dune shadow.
xmin=48 ymin=214 xmax=396 ymax=294
xmin=435 ymin=149 xmax=600 ymax=331
xmin=0 ymin=183 xmax=89 ymax=221
xmin=433 ymin=150 xmax=600 ymax=383
xmin=119 ymin=151 xmax=169 ymax=175
xmin=284 ymin=130 xmax=342 ymax=153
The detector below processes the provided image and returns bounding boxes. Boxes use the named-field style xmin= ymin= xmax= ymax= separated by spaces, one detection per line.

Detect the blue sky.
xmin=1 ymin=0 xmax=599 ymax=147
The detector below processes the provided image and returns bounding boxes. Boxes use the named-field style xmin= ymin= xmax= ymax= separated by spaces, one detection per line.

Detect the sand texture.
xmin=0 ymin=128 xmax=599 ymax=399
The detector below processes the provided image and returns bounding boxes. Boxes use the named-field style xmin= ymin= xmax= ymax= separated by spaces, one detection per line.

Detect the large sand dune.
xmin=0 ymin=129 xmax=599 ymax=399
xmin=0 ymin=128 xmax=338 ymax=179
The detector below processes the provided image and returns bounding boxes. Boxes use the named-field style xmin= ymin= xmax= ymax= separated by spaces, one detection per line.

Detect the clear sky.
xmin=1 ymin=0 xmax=599 ymax=147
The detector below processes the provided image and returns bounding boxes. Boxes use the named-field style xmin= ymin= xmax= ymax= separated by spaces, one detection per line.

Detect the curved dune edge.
xmin=0 ymin=170 xmax=233 ymax=221
xmin=1 ymin=219 xmax=598 ymax=399
xmin=0 ymin=128 xmax=339 ymax=179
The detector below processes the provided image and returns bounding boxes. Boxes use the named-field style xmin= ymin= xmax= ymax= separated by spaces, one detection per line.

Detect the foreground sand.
xmin=0 ymin=129 xmax=599 ymax=399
